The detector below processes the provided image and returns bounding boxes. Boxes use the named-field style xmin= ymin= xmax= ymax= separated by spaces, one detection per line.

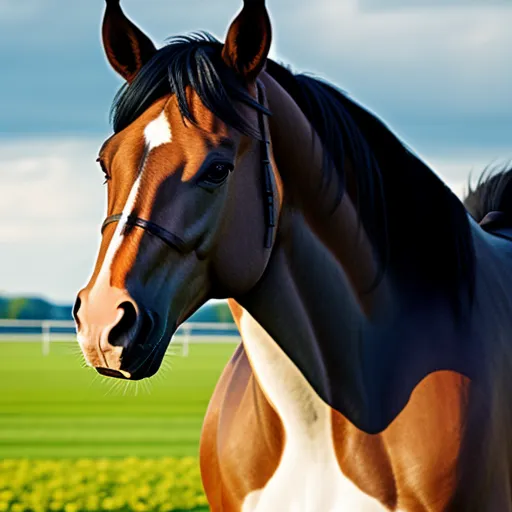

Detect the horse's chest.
xmin=239 ymin=311 xmax=390 ymax=512
xmin=240 ymin=429 xmax=389 ymax=512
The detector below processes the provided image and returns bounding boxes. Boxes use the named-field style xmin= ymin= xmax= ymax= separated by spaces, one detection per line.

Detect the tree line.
xmin=0 ymin=296 xmax=234 ymax=323
xmin=0 ymin=296 xmax=72 ymax=320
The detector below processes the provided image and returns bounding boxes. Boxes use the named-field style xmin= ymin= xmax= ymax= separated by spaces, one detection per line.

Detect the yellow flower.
xmin=0 ymin=457 xmax=207 ymax=511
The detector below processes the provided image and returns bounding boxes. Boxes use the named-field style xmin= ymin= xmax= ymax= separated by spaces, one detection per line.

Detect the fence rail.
xmin=0 ymin=319 xmax=240 ymax=356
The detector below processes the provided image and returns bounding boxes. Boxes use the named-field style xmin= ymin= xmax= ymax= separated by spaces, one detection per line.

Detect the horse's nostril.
xmin=128 ymin=308 xmax=154 ymax=352
xmin=109 ymin=301 xmax=138 ymax=347
xmin=73 ymin=296 xmax=82 ymax=328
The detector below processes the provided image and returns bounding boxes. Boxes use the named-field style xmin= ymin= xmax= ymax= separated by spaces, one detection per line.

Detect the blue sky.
xmin=1 ymin=0 xmax=511 ymax=303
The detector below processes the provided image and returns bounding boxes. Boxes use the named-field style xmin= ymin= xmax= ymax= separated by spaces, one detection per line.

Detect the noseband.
xmin=101 ymin=214 xmax=188 ymax=253
xmin=101 ymin=84 xmax=276 ymax=250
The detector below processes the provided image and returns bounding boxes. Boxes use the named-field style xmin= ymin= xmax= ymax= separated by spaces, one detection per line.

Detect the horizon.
xmin=0 ymin=293 xmax=227 ymax=308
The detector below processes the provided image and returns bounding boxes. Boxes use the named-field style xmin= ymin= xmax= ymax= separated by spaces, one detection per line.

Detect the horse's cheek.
xmin=211 ymin=239 xmax=270 ymax=297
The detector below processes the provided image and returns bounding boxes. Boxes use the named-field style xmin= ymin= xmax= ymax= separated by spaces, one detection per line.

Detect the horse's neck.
xmin=248 ymin=73 xmax=396 ymax=431
xmin=237 ymin=211 xmax=375 ymax=429
xmin=236 ymin=198 xmax=476 ymax=434
xmin=244 ymin=73 xmax=484 ymax=434
xmin=236 ymin=210 xmax=474 ymax=434
xmin=260 ymin=73 xmax=387 ymax=315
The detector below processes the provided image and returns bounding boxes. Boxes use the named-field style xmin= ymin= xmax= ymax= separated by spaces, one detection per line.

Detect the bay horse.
xmin=74 ymin=0 xmax=512 ymax=510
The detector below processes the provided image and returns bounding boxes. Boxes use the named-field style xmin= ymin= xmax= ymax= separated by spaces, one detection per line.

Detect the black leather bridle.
xmin=101 ymin=213 xmax=188 ymax=253
xmin=100 ymin=83 xmax=276 ymax=250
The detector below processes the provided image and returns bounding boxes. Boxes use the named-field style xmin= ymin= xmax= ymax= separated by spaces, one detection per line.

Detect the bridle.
xmin=101 ymin=83 xmax=276 ymax=250
xmin=101 ymin=213 xmax=189 ymax=253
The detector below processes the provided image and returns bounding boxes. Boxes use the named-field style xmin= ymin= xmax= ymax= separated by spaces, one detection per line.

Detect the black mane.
xmin=112 ymin=33 xmax=475 ymax=308
xmin=112 ymin=33 xmax=266 ymax=138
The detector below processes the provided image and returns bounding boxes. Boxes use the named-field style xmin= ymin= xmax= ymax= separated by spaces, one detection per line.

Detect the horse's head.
xmin=74 ymin=0 xmax=279 ymax=380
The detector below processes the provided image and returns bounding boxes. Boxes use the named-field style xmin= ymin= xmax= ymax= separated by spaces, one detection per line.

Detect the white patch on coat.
xmin=239 ymin=310 xmax=391 ymax=512
xmin=144 ymin=111 xmax=172 ymax=150
xmin=95 ymin=171 xmax=143 ymax=285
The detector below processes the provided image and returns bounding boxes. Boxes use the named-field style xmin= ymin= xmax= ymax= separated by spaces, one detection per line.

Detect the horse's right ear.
xmin=102 ymin=0 xmax=157 ymax=83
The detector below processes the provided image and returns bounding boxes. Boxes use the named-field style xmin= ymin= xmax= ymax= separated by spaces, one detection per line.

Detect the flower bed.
xmin=0 ymin=457 xmax=208 ymax=512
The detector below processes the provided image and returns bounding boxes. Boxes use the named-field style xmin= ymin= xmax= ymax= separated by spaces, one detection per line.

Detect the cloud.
xmin=282 ymin=0 xmax=512 ymax=109
xmin=273 ymin=0 xmax=512 ymax=158
xmin=0 ymin=0 xmax=43 ymax=21
xmin=0 ymin=138 xmax=105 ymax=231
xmin=360 ymin=0 xmax=511 ymax=10
xmin=0 ymin=137 xmax=105 ymax=302
xmin=0 ymin=0 xmax=510 ymax=165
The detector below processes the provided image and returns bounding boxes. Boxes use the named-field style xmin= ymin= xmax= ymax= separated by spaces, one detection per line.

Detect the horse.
xmin=74 ymin=0 xmax=512 ymax=510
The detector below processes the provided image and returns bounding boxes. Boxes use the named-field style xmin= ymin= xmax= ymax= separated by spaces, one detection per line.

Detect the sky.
xmin=1 ymin=0 xmax=511 ymax=304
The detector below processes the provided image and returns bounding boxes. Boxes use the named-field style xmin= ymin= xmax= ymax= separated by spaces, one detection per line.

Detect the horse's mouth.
xmin=95 ymin=331 xmax=171 ymax=381
xmin=96 ymin=367 xmax=131 ymax=379
xmin=95 ymin=350 xmax=164 ymax=380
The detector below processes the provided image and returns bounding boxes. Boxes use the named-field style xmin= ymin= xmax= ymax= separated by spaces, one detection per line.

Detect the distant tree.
xmin=51 ymin=304 xmax=73 ymax=321
xmin=212 ymin=302 xmax=234 ymax=323
xmin=0 ymin=295 xmax=226 ymax=322
xmin=5 ymin=297 xmax=53 ymax=320
xmin=188 ymin=301 xmax=234 ymax=324
xmin=7 ymin=298 xmax=28 ymax=319
xmin=0 ymin=297 xmax=8 ymax=318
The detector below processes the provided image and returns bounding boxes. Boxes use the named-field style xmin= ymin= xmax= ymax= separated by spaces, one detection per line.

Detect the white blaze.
xmin=95 ymin=110 xmax=172 ymax=282
xmin=144 ymin=111 xmax=172 ymax=150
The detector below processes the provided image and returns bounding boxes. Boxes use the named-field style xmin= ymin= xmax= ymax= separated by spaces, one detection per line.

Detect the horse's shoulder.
xmin=200 ymin=343 xmax=284 ymax=511
xmin=331 ymin=371 xmax=468 ymax=510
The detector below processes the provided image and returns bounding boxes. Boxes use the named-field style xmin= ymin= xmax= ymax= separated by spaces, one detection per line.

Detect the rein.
xmin=100 ymin=83 xmax=276 ymax=250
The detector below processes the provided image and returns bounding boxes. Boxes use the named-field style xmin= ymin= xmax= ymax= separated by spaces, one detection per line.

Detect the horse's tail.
xmin=463 ymin=164 xmax=512 ymax=222
xmin=451 ymin=164 xmax=512 ymax=510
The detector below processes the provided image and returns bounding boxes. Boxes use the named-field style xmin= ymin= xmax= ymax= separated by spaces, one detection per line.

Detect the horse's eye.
xmin=97 ymin=158 xmax=111 ymax=184
xmin=202 ymin=162 xmax=233 ymax=186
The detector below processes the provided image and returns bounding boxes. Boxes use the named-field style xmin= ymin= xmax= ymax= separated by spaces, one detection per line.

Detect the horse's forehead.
xmin=183 ymin=87 xmax=228 ymax=134
xmin=100 ymin=97 xmax=171 ymax=162
xmin=103 ymin=91 xmax=230 ymax=162
xmin=130 ymin=96 xmax=176 ymax=151
xmin=144 ymin=110 xmax=172 ymax=151
xmin=152 ymin=88 xmax=229 ymax=139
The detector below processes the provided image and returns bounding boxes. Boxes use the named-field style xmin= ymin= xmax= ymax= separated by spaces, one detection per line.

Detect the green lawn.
xmin=0 ymin=341 xmax=236 ymax=459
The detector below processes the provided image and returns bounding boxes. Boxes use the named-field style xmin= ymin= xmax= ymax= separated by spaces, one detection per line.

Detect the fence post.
xmin=182 ymin=324 xmax=191 ymax=357
xmin=42 ymin=321 xmax=51 ymax=356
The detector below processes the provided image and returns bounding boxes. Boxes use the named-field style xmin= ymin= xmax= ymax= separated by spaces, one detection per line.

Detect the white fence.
xmin=0 ymin=319 xmax=240 ymax=356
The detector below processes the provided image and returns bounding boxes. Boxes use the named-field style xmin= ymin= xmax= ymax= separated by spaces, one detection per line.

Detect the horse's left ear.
xmin=102 ymin=0 xmax=157 ymax=83
xmin=222 ymin=0 xmax=272 ymax=82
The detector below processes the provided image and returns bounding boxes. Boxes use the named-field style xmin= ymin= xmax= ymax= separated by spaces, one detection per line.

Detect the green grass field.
xmin=0 ymin=341 xmax=236 ymax=459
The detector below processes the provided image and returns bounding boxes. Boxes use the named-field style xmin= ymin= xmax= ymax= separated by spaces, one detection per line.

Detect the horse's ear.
xmin=102 ymin=0 xmax=157 ymax=83
xmin=222 ymin=0 xmax=272 ymax=82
